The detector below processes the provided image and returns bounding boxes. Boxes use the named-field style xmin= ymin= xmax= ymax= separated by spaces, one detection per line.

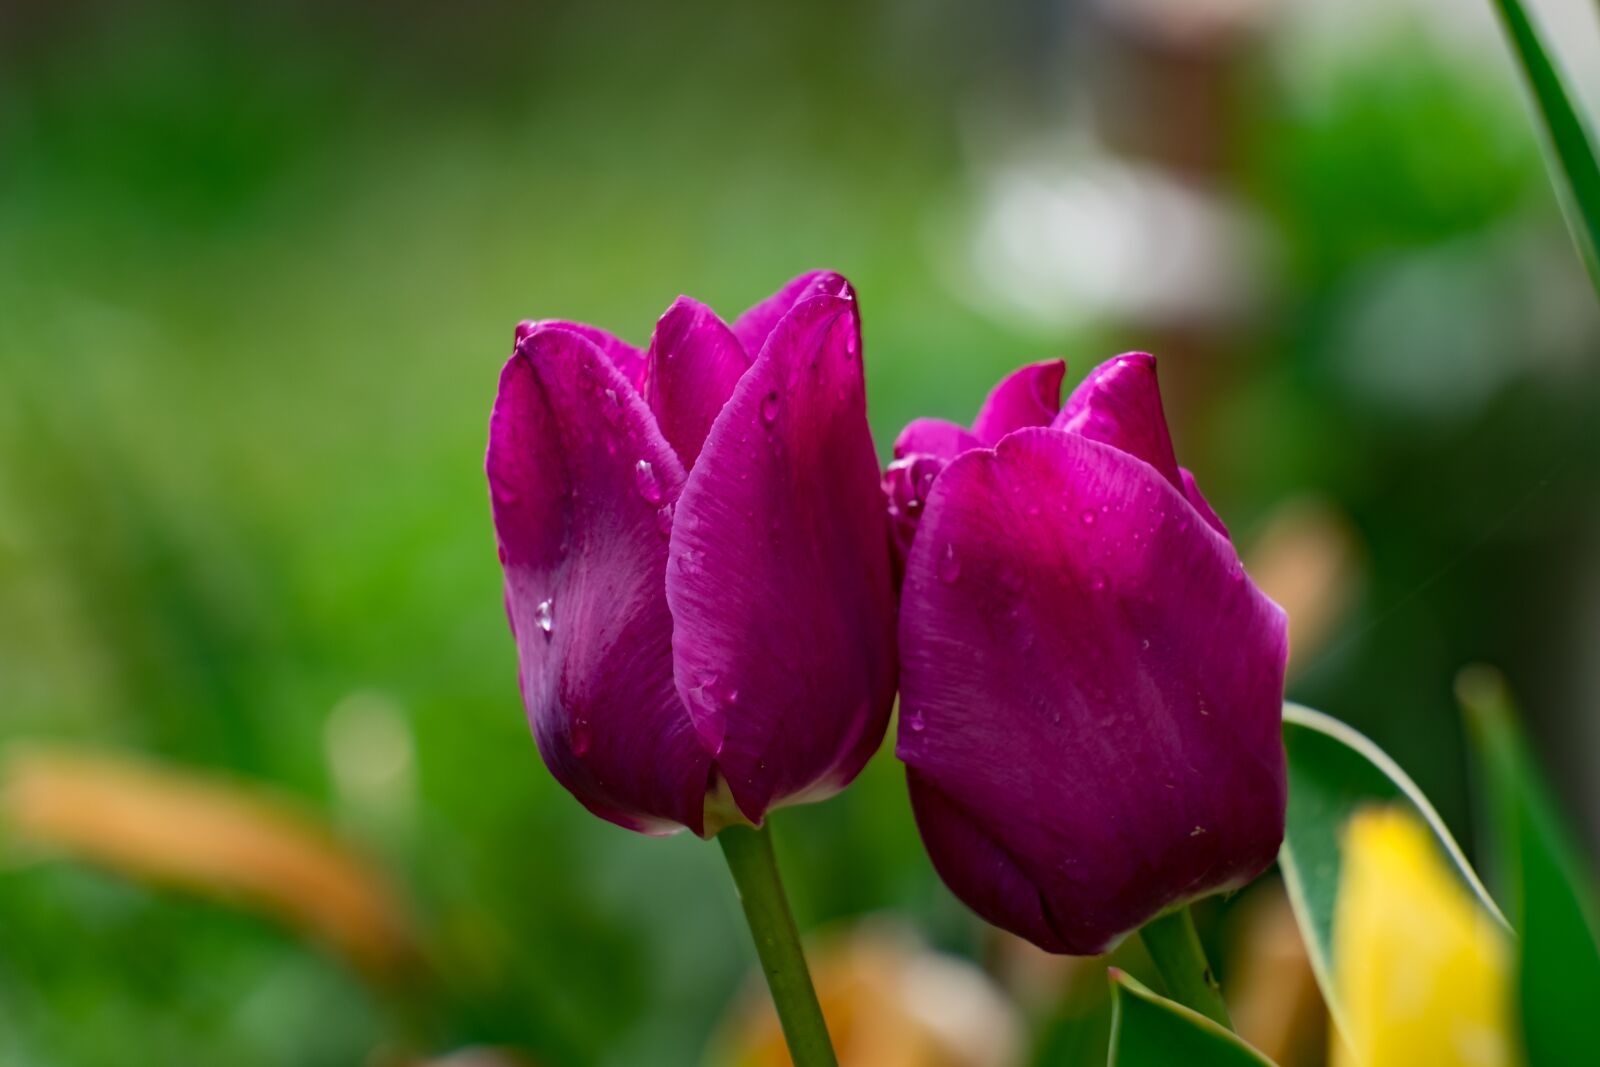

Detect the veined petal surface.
xmin=668 ymin=290 xmax=897 ymax=821
xmin=489 ymin=327 xmax=710 ymax=834
xmin=897 ymin=427 xmax=1287 ymax=953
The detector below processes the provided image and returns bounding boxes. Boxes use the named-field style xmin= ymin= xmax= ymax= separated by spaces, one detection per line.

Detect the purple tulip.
xmin=487 ymin=272 xmax=898 ymax=837
xmin=890 ymin=354 xmax=1288 ymax=954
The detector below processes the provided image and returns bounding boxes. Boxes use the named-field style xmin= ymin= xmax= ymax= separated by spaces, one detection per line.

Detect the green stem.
xmin=717 ymin=823 xmax=838 ymax=1067
xmin=1139 ymin=905 xmax=1233 ymax=1029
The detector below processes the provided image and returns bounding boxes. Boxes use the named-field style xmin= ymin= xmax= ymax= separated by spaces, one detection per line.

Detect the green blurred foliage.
xmin=1 ymin=2 xmax=1598 ymax=1065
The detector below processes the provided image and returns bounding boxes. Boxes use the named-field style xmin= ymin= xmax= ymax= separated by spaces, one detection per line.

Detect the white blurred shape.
xmin=1274 ymin=0 xmax=1600 ymax=112
xmin=961 ymin=149 xmax=1265 ymax=331
xmin=324 ymin=690 xmax=415 ymax=834
xmin=899 ymin=945 xmax=1024 ymax=1067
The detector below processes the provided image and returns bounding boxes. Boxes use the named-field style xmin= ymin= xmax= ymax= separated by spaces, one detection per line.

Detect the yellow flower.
xmin=1332 ymin=807 xmax=1516 ymax=1067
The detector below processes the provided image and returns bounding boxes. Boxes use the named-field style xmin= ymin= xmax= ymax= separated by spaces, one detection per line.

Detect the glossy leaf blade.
xmin=1459 ymin=667 xmax=1600 ymax=1065
xmin=1490 ymin=0 xmax=1600 ymax=298
xmin=1278 ymin=704 xmax=1507 ymax=1041
xmin=1107 ymin=970 xmax=1277 ymax=1066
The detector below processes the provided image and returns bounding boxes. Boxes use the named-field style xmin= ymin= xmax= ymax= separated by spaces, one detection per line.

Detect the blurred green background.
xmin=2 ymin=1 xmax=1599 ymax=1064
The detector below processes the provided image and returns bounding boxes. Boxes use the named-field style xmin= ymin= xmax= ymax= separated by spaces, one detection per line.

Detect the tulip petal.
xmin=644 ymin=297 xmax=750 ymax=468
xmin=893 ymin=417 xmax=982 ymax=462
xmin=517 ymin=319 xmax=648 ymax=393
xmin=730 ymin=270 xmax=852 ymax=361
xmin=1181 ymin=468 xmax=1229 ymax=538
xmin=884 ymin=452 xmax=949 ymax=570
xmin=489 ymin=327 xmax=711 ymax=834
xmin=897 ymin=427 xmax=1287 ymax=954
xmin=1055 ymin=353 xmax=1182 ymax=489
xmin=668 ymin=291 xmax=898 ymax=821
xmin=970 ymin=359 xmax=1066 ymax=444
xmin=908 ymin=770 xmax=1073 ymax=952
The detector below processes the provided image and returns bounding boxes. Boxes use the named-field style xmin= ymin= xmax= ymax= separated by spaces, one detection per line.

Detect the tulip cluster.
xmin=487 ymin=273 xmax=898 ymax=837
xmin=889 ymin=355 xmax=1288 ymax=954
xmin=486 ymin=269 xmax=1287 ymax=967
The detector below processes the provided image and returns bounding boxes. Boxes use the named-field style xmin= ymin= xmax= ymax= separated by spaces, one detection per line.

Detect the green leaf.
xmin=1458 ymin=666 xmax=1600 ymax=1065
xmin=1490 ymin=0 xmax=1600 ymax=299
xmin=1106 ymin=970 xmax=1278 ymax=1067
xmin=1278 ymin=704 xmax=1507 ymax=1042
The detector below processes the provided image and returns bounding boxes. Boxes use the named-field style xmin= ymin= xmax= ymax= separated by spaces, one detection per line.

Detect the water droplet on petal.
xmin=570 ymin=717 xmax=591 ymax=756
xmin=634 ymin=459 xmax=663 ymax=504
xmin=936 ymin=543 xmax=961 ymax=583
xmin=656 ymin=503 xmax=674 ymax=535
xmin=907 ymin=711 xmax=926 ymax=733
xmin=1080 ymin=509 xmax=1096 ymax=526
xmin=1087 ymin=568 xmax=1109 ymax=592
xmin=534 ymin=598 xmax=555 ymax=638
xmin=761 ymin=390 xmax=780 ymax=423
xmin=1140 ymin=638 xmax=1151 ymax=651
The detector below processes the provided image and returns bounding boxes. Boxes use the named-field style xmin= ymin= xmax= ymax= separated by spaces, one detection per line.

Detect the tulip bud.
xmin=487 ymin=273 xmax=898 ymax=836
xmin=893 ymin=354 xmax=1287 ymax=954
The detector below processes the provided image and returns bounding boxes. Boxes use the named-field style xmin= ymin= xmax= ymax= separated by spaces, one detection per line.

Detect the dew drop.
xmin=534 ymin=598 xmax=555 ymax=638
xmin=1087 ymin=568 xmax=1109 ymax=592
xmin=570 ymin=717 xmax=591 ymax=756
xmin=1080 ymin=509 xmax=1097 ymax=526
xmin=907 ymin=711 xmax=926 ymax=733
xmin=936 ymin=543 xmax=961 ymax=583
xmin=761 ymin=391 xmax=780 ymax=423
xmin=656 ymin=503 xmax=674 ymax=535
xmin=634 ymin=459 xmax=663 ymax=504
xmin=1140 ymin=638 xmax=1151 ymax=651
